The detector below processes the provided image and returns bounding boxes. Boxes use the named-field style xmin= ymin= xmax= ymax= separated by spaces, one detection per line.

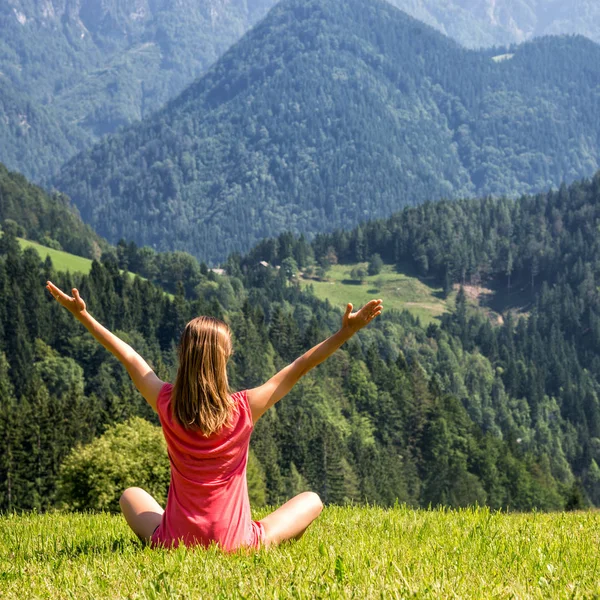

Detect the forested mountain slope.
xmin=0 ymin=218 xmax=571 ymax=514
xmin=0 ymin=0 xmax=273 ymax=179
xmin=245 ymin=171 xmax=600 ymax=505
xmin=4 ymin=168 xmax=600 ymax=513
xmin=389 ymin=0 xmax=600 ymax=48
xmin=3 ymin=0 xmax=600 ymax=182
xmin=0 ymin=162 xmax=107 ymax=258
xmin=54 ymin=0 xmax=600 ymax=264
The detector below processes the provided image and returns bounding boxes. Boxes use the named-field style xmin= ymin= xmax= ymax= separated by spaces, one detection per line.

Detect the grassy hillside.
xmin=1 ymin=507 xmax=599 ymax=598
xmin=18 ymin=238 xmax=94 ymax=274
xmin=300 ymin=263 xmax=449 ymax=325
xmin=16 ymin=239 xmax=165 ymax=293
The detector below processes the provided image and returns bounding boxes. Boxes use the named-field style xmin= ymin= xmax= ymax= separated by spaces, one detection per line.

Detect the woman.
xmin=46 ymin=280 xmax=382 ymax=550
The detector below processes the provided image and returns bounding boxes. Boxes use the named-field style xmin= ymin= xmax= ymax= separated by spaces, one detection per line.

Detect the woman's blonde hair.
xmin=171 ymin=316 xmax=235 ymax=436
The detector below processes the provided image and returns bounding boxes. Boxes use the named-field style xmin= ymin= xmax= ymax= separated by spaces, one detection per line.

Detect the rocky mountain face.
xmin=388 ymin=0 xmax=600 ymax=48
xmin=0 ymin=0 xmax=274 ymax=179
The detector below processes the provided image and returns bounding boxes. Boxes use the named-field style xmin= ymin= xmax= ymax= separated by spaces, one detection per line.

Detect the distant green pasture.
xmin=18 ymin=238 xmax=94 ymax=274
xmin=17 ymin=238 xmax=160 ymax=287
xmin=300 ymin=263 xmax=448 ymax=324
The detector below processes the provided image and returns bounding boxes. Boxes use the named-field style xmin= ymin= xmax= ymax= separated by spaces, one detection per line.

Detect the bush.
xmin=350 ymin=267 xmax=367 ymax=282
xmin=368 ymin=253 xmax=383 ymax=276
xmin=57 ymin=417 xmax=170 ymax=512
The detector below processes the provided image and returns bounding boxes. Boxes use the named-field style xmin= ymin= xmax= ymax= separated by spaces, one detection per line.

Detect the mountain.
xmin=53 ymin=0 xmax=600 ymax=264
xmin=388 ymin=0 xmax=600 ymax=48
xmin=0 ymin=0 xmax=274 ymax=180
xmin=4 ymin=0 xmax=600 ymax=182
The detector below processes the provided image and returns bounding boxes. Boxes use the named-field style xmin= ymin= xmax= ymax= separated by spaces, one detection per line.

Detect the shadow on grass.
xmin=27 ymin=535 xmax=134 ymax=561
xmin=341 ymin=279 xmax=364 ymax=285
xmin=393 ymin=260 xmax=444 ymax=294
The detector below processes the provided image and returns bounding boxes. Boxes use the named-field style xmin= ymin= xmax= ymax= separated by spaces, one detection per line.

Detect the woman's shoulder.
xmin=159 ymin=382 xmax=174 ymax=398
xmin=231 ymin=389 xmax=248 ymax=407
xmin=231 ymin=389 xmax=252 ymax=423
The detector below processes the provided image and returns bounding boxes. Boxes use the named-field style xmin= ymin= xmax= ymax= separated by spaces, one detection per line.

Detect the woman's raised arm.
xmin=46 ymin=281 xmax=164 ymax=411
xmin=247 ymin=299 xmax=383 ymax=423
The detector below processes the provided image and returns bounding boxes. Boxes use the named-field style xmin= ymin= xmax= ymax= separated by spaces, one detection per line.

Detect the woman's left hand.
xmin=46 ymin=281 xmax=87 ymax=317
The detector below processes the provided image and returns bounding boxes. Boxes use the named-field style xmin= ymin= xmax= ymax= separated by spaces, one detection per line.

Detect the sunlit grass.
xmin=1 ymin=507 xmax=599 ymax=598
xmin=18 ymin=238 xmax=94 ymax=274
xmin=300 ymin=263 xmax=448 ymax=324
xmin=16 ymin=238 xmax=166 ymax=294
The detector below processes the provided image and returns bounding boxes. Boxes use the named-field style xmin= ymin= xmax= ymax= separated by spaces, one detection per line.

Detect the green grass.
xmin=16 ymin=239 xmax=168 ymax=294
xmin=1 ymin=507 xmax=599 ymax=598
xmin=300 ymin=264 xmax=448 ymax=324
xmin=18 ymin=238 xmax=94 ymax=274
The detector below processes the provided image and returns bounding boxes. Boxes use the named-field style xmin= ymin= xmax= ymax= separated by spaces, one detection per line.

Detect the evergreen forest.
xmin=0 ymin=0 xmax=274 ymax=180
xmin=3 ymin=0 xmax=600 ymax=183
xmin=4 ymin=162 xmax=600 ymax=512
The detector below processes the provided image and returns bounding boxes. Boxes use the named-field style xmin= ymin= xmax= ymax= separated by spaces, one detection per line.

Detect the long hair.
xmin=171 ymin=316 xmax=235 ymax=436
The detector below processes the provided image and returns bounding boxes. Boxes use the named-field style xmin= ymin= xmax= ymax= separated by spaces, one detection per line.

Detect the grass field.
xmin=16 ymin=239 xmax=163 ymax=293
xmin=18 ymin=238 xmax=94 ymax=274
xmin=1 ymin=506 xmax=599 ymax=599
xmin=300 ymin=264 xmax=449 ymax=324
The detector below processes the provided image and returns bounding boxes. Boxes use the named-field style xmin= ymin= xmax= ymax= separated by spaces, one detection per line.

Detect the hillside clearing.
xmin=18 ymin=238 xmax=94 ymax=274
xmin=299 ymin=264 xmax=448 ymax=324
xmin=1 ymin=507 xmax=599 ymax=598
xmin=16 ymin=238 xmax=166 ymax=291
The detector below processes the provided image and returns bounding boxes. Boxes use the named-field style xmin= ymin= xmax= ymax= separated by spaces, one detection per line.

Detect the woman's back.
xmin=152 ymin=383 xmax=262 ymax=550
xmin=46 ymin=279 xmax=379 ymax=550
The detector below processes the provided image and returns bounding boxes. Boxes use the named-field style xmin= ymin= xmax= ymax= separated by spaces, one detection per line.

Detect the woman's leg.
xmin=119 ymin=487 xmax=164 ymax=544
xmin=259 ymin=491 xmax=323 ymax=547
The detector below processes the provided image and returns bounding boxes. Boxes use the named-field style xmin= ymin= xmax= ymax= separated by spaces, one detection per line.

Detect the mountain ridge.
xmin=387 ymin=0 xmax=600 ymax=48
xmin=54 ymin=0 xmax=600 ymax=263
xmin=3 ymin=0 xmax=600 ymax=181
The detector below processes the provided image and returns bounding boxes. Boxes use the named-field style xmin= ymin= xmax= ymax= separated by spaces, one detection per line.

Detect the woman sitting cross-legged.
xmin=46 ymin=281 xmax=382 ymax=550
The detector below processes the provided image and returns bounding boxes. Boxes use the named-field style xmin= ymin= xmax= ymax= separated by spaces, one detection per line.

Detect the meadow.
xmin=13 ymin=240 xmax=463 ymax=325
xmin=300 ymin=264 xmax=450 ymax=324
xmin=16 ymin=238 xmax=168 ymax=293
xmin=1 ymin=506 xmax=599 ymax=599
xmin=18 ymin=238 xmax=94 ymax=274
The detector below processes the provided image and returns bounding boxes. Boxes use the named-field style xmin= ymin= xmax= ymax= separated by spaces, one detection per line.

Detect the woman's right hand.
xmin=342 ymin=299 xmax=383 ymax=334
xmin=46 ymin=281 xmax=87 ymax=318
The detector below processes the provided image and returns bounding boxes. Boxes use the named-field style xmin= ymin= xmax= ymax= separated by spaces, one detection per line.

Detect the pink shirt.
xmin=151 ymin=383 xmax=263 ymax=550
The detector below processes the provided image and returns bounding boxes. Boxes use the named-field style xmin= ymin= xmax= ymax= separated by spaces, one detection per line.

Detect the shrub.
xmin=57 ymin=417 xmax=170 ymax=512
xmin=368 ymin=253 xmax=383 ymax=276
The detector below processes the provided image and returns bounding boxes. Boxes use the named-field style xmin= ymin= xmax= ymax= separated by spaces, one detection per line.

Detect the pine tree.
xmin=246 ymin=449 xmax=267 ymax=507
xmin=0 ymin=353 xmax=19 ymax=511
